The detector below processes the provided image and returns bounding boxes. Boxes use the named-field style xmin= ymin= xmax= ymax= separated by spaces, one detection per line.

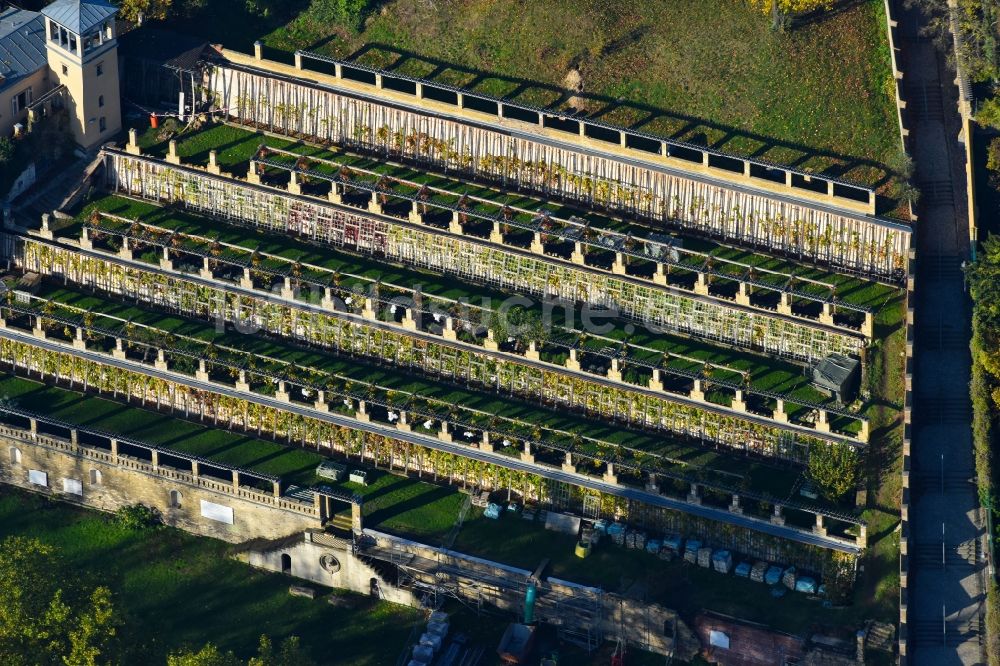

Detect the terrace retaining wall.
xmin=0 ymin=424 xmax=322 ymax=542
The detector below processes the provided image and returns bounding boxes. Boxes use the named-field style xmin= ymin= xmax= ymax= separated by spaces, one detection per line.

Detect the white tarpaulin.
xmin=28 ymin=469 xmax=47 ymax=487
xmin=62 ymin=478 xmax=83 ymax=495
xmin=200 ymin=500 xmax=234 ymax=524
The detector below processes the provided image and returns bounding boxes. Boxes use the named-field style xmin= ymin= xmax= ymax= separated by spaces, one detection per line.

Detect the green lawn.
xmin=0 ymin=486 xmax=422 ymax=665
xmin=163 ymin=0 xmax=898 ymax=184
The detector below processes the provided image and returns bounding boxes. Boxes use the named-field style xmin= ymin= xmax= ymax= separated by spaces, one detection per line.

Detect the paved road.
xmin=0 ymin=325 xmax=861 ymax=554
xmin=901 ymin=7 xmax=987 ymax=664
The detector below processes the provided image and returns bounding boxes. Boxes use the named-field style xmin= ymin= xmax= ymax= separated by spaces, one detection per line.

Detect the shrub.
xmin=807 ymin=442 xmax=858 ymax=502
xmin=114 ymin=503 xmax=162 ymax=530
xmin=0 ymin=137 xmax=14 ymax=165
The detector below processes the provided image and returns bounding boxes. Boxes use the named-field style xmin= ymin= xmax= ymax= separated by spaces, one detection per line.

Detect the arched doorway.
xmin=281 ymin=553 xmax=292 ymax=575
xmin=168 ymin=490 xmax=181 ymax=508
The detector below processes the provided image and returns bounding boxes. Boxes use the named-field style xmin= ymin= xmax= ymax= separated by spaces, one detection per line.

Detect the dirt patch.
xmin=563 ymin=67 xmax=589 ymax=112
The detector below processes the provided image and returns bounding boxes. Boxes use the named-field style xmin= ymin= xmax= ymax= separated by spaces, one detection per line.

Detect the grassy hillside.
xmin=168 ymin=0 xmax=899 ymax=183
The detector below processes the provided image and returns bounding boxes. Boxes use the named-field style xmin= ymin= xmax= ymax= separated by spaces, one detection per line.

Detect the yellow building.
xmin=0 ymin=0 xmax=121 ymax=150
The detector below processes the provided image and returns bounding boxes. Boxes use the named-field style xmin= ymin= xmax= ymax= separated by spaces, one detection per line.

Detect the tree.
xmin=0 ymin=137 xmax=14 ymax=165
xmin=807 ymin=442 xmax=858 ymax=502
xmin=0 ymin=537 xmax=119 ymax=666
xmin=169 ymin=635 xmax=314 ymax=666
xmin=117 ymin=0 xmax=174 ymax=23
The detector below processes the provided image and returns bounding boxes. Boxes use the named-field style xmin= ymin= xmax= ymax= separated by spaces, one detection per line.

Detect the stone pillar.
xmin=199 ymin=257 xmax=213 ymax=280
xmin=611 ymin=252 xmax=627 ymax=275
xmin=40 ymin=213 xmax=53 ymax=239
xmin=408 ymin=201 xmax=423 ymax=225
xmin=207 ymin=150 xmax=221 ymax=175
xmin=190 ymin=460 xmax=199 ymax=477
xmin=571 ymin=242 xmax=586 ymax=265
xmin=125 ymin=128 xmax=141 ymax=155
xmin=694 ymin=272 xmax=710 ymax=296
xmin=648 ymin=368 xmax=664 ymax=391
xmin=294 ymin=51 xmax=303 ymax=69
xmin=240 ymin=267 xmax=254 ymax=289
xmin=772 ymin=399 xmax=788 ymax=423
xmin=72 ymin=327 xmax=87 ymax=350
xmin=355 ymin=400 xmax=370 ymax=422
xmin=858 ymin=523 xmax=868 ymax=548
xmin=443 ymin=317 xmax=458 ymax=341
xmin=449 ymin=211 xmax=464 ymax=235
xmin=525 ymin=340 xmax=540 ymax=361
xmin=328 ymin=183 xmax=342 ymax=204
xmin=80 ymin=226 xmax=92 ymax=249
xmin=813 ymin=513 xmax=827 ymax=536
xmin=322 ymin=287 xmax=335 ymax=310
xmin=362 ymin=297 xmax=377 ymax=320
xmin=232 ymin=469 xmax=241 ymax=490
xmin=484 ymin=329 xmax=499 ymax=351
xmin=688 ymin=483 xmax=701 ymax=505
xmin=438 ymin=421 xmax=452 ymax=442
xmin=653 ymin=262 xmax=668 ymax=286
xmin=732 ymin=389 xmax=747 ymax=412
xmin=29 ymin=418 xmax=37 ymax=435
xmin=607 ymin=358 xmax=623 ymax=382
xmin=281 ymin=276 xmax=295 ymax=300
xmin=858 ymin=419 xmax=870 ymax=443
xmin=160 ymin=246 xmax=173 ymax=271
xmin=566 ymin=348 xmax=581 ymax=371
xmin=690 ymin=379 xmax=705 ymax=401
xmin=70 ymin=429 xmax=78 ymax=446
xmin=729 ymin=494 xmax=742 ymax=514
xmin=520 ymin=441 xmax=534 ymax=464
xmin=862 ymin=312 xmax=874 ymax=338
xmin=530 ymin=232 xmax=545 ymax=255
xmin=770 ymin=504 xmax=785 ymax=526
xmin=273 ymin=479 xmax=281 ymax=498
xmin=820 ymin=302 xmax=835 ymax=326
xmin=815 ymin=409 xmax=831 ymax=433
xmin=253 ymin=40 xmax=262 ymax=59
xmin=777 ymin=292 xmax=793 ymax=316
xmin=154 ymin=349 xmax=168 ymax=371
xmin=275 ymin=380 xmax=290 ymax=402
xmin=236 ymin=370 xmax=251 ymax=392
xmin=478 ymin=431 xmax=492 ymax=452
xmin=110 ymin=438 xmax=119 ymax=460
xmin=489 ymin=221 xmax=504 ymax=244
xmin=561 ymin=452 xmax=576 ymax=473
xmin=396 ymin=410 xmax=411 ymax=432
xmin=247 ymin=161 xmax=261 ymax=185
xmin=166 ymin=139 xmax=181 ymax=165
xmin=112 ymin=337 xmax=126 ymax=360
xmin=368 ymin=192 xmax=383 ymax=215
xmin=351 ymin=501 xmax=363 ymax=534
xmin=736 ymin=281 xmax=752 ymax=307
xmin=119 ymin=237 xmax=133 ymax=260
xmin=287 ymin=171 xmax=302 ymax=195
xmin=603 ymin=462 xmax=617 ymax=485
xmin=402 ymin=307 xmax=418 ymax=331
xmin=646 ymin=473 xmax=659 ymax=493
xmin=150 ymin=449 xmax=160 ymax=468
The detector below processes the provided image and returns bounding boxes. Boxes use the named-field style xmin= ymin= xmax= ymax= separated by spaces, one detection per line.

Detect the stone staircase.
xmin=12 ymin=150 xmax=101 ymax=227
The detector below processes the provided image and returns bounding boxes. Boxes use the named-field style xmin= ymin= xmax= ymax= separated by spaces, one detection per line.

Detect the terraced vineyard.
xmin=1 ymin=48 xmax=907 ymax=616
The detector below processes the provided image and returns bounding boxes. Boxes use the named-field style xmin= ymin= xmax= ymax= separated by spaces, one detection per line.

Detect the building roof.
xmin=42 ymin=0 xmax=117 ymax=35
xmin=0 ymin=8 xmax=47 ymax=92
xmin=119 ymin=28 xmax=210 ymax=73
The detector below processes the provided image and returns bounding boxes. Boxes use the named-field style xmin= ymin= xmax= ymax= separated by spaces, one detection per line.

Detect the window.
xmin=169 ymin=490 xmax=182 ymax=508
xmin=68 ymin=33 xmax=77 ymax=53
xmin=99 ymin=117 xmax=106 ymax=132
xmin=49 ymin=21 xmax=58 ymax=42
xmin=96 ymin=62 xmax=103 ymax=77
xmin=61 ymin=64 xmax=68 ymax=76
xmin=8 ymin=447 xmax=21 ymax=464
xmin=89 ymin=469 xmax=102 ymax=485
xmin=11 ymin=88 xmax=32 ymax=116
xmin=98 ymin=95 xmax=104 ymax=108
